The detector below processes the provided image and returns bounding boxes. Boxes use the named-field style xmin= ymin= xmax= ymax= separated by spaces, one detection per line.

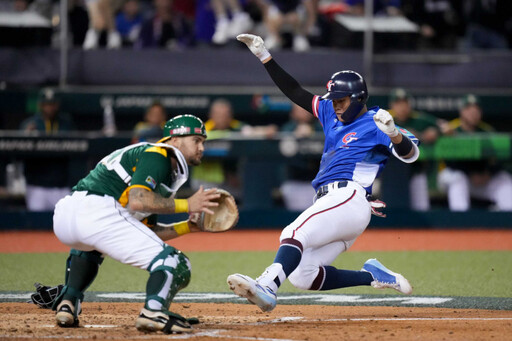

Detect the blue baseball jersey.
xmin=311 ymin=96 xmax=419 ymax=194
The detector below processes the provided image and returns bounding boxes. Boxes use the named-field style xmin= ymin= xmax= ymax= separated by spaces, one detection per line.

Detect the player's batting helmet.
xmin=161 ymin=114 xmax=207 ymax=142
xmin=322 ymin=70 xmax=368 ymax=122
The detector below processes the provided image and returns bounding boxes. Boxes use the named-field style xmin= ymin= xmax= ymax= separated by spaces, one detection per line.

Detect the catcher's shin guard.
xmin=145 ymin=246 xmax=191 ymax=311
xmin=53 ymin=249 xmax=104 ymax=327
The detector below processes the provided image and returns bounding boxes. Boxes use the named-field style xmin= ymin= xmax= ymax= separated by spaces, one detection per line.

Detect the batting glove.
xmin=369 ymin=199 xmax=387 ymax=218
xmin=373 ymin=109 xmax=399 ymax=137
xmin=236 ymin=34 xmax=271 ymax=62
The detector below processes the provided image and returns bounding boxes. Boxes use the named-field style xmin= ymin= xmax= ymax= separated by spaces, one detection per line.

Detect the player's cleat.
xmin=227 ymin=274 xmax=277 ymax=312
xmin=55 ymin=302 xmax=79 ymax=327
xmin=362 ymin=258 xmax=412 ymax=295
xmin=135 ymin=308 xmax=192 ymax=334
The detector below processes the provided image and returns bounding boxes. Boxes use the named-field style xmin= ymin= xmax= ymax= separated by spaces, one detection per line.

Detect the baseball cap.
xmin=389 ymin=88 xmax=411 ymax=103
xmin=38 ymin=88 xmax=59 ymax=103
xmin=461 ymin=94 xmax=480 ymax=107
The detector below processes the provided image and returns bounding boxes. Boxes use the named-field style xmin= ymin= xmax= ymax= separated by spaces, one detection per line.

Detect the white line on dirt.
xmin=0 ymin=330 xmax=302 ymax=341
xmin=323 ymin=317 xmax=512 ymax=321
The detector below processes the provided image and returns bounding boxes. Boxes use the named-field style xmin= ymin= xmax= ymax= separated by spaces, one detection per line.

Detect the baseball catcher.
xmin=46 ymin=114 xmax=237 ymax=334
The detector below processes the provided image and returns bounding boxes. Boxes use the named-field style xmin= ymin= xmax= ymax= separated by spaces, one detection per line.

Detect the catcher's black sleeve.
xmin=264 ymin=59 xmax=315 ymax=115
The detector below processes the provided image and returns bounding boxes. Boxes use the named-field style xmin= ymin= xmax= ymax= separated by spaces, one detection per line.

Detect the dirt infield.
xmin=2 ymin=230 xmax=511 ymax=340
xmin=1 ymin=229 xmax=512 ymax=253
xmin=1 ymin=302 xmax=511 ymax=340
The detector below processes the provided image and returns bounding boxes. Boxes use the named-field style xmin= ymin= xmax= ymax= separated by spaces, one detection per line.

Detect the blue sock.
xmin=273 ymin=238 xmax=303 ymax=278
xmin=258 ymin=238 xmax=303 ymax=292
xmin=310 ymin=266 xmax=373 ymax=290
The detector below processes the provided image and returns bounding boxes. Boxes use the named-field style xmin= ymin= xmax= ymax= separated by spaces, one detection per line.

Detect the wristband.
xmin=258 ymin=50 xmax=271 ymax=63
xmin=174 ymin=199 xmax=188 ymax=213
xmin=174 ymin=221 xmax=190 ymax=236
xmin=393 ymin=135 xmax=413 ymax=156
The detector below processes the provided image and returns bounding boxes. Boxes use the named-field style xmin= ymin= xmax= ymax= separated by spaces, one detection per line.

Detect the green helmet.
xmin=162 ymin=114 xmax=207 ymax=140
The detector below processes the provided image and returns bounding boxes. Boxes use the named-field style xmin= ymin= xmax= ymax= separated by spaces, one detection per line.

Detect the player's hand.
xmin=373 ymin=109 xmax=399 ymax=137
xmin=187 ymin=186 xmax=220 ymax=215
xmin=369 ymin=199 xmax=387 ymax=218
xmin=236 ymin=34 xmax=271 ymax=62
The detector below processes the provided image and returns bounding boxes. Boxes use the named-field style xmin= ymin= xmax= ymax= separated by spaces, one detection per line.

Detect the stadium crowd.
xmin=0 ymin=0 xmax=510 ymax=51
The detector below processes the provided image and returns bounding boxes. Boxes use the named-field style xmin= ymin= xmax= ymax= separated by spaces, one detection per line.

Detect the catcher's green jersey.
xmin=73 ymin=143 xmax=188 ymax=207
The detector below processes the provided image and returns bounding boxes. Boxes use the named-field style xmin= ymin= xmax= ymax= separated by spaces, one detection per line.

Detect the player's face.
xmin=332 ymin=96 xmax=351 ymax=121
xmin=171 ymin=135 xmax=206 ymax=166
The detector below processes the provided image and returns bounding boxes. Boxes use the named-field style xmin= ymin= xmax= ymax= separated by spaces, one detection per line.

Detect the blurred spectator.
xmin=115 ymin=0 xmax=143 ymax=46
xmin=388 ymin=88 xmax=442 ymax=211
xmin=19 ymin=89 xmax=75 ymax=211
xmin=136 ymin=0 xmax=192 ymax=49
xmin=437 ymin=94 xmax=512 ymax=211
xmin=14 ymin=0 xmax=30 ymax=12
xmin=132 ymin=101 xmax=167 ymax=143
xmin=211 ymin=0 xmax=253 ymax=45
xmin=258 ymin=0 xmax=317 ymax=52
xmin=190 ymin=98 xmax=245 ymax=198
xmin=403 ymin=0 xmax=462 ymax=50
xmin=69 ymin=0 xmax=90 ymax=47
xmin=279 ymin=103 xmax=322 ymax=211
xmin=83 ymin=0 xmax=123 ymax=49
xmin=190 ymin=98 xmax=276 ymax=199
xmin=461 ymin=0 xmax=510 ymax=50
xmin=345 ymin=0 xmax=402 ymax=16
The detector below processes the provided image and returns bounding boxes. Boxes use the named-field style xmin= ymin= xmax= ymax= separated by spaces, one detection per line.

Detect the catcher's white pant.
xmin=280 ymin=181 xmax=371 ymax=290
xmin=53 ymin=191 xmax=166 ymax=270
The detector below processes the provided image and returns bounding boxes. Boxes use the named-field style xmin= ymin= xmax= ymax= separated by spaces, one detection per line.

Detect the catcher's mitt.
xmin=192 ymin=189 xmax=238 ymax=232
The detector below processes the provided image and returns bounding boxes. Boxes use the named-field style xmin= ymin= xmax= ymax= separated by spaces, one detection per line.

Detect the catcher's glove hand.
xmin=190 ymin=189 xmax=239 ymax=232
xmin=29 ymin=282 xmax=64 ymax=309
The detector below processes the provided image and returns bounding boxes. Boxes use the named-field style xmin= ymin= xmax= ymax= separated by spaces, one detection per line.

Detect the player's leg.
xmin=287 ymin=241 xmax=411 ymax=294
xmin=287 ymin=240 xmax=372 ymax=290
xmin=53 ymin=192 xmax=193 ymax=333
xmin=52 ymin=249 xmax=104 ymax=327
xmin=135 ymin=245 xmax=192 ymax=334
xmin=228 ymin=184 xmax=370 ymax=311
xmin=84 ymin=198 xmax=193 ymax=333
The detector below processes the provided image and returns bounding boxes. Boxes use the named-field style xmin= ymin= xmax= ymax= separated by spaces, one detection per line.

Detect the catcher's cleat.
xmin=362 ymin=258 xmax=412 ymax=295
xmin=55 ymin=302 xmax=79 ymax=327
xmin=135 ymin=308 xmax=192 ymax=334
xmin=227 ymin=274 xmax=277 ymax=312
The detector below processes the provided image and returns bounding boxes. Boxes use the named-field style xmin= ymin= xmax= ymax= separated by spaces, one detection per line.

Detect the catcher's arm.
xmin=151 ymin=219 xmax=201 ymax=241
xmin=128 ymin=185 xmax=220 ymax=215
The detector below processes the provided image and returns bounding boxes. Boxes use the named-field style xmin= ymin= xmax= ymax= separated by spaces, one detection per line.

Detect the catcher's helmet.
xmin=322 ymin=70 xmax=368 ymax=122
xmin=161 ymin=114 xmax=207 ymax=141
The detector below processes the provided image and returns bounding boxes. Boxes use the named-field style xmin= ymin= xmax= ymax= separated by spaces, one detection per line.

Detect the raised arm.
xmin=237 ymin=34 xmax=315 ymax=114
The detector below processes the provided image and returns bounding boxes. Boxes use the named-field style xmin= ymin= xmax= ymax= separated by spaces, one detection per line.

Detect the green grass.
xmin=1 ymin=251 xmax=511 ymax=297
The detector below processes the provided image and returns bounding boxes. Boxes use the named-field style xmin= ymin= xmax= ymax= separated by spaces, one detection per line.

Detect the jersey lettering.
xmin=342 ymin=132 xmax=358 ymax=144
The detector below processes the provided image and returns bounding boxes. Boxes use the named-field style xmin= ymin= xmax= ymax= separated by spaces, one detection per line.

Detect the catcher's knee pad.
xmin=145 ymin=246 xmax=191 ymax=310
xmin=288 ymin=264 xmax=319 ymax=290
xmin=52 ymin=249 xmax=104 ymax=313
